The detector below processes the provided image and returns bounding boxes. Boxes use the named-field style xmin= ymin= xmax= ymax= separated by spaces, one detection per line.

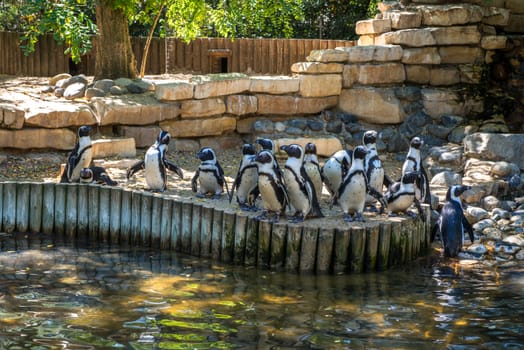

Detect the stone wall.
xmin=0 ymin=1 xmax=522 ymax=155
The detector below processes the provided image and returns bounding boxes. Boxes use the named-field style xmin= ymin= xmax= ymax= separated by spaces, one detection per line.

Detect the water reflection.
xmin=0 ymin=234 xmax=522 ymax=349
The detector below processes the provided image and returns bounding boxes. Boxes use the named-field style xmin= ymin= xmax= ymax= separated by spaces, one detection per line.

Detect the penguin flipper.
xmin=60 ymin=164 xmax=70 ymax=183
xmin=383 ymin=173 xmax=394 ymax=189
xmin=430 ymin=218 xmax=441 ymax=243
xmin=463 ymin=215 xmax=474 ymax=243
xmin=164 ymin=159 xmax=184 ymax=179
xmin=413 ymin=197 xmax=426 ymax=222
xmin=126 ymin=160 xmax=145 ymax=179
xmin=191 ymin=169 xmax=200 ymax=193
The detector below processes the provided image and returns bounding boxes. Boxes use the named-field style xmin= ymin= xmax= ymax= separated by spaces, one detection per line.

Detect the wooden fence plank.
xmin=109 ymin=187 xmax=123 ymax=244
xmin=65 ymin=184 xmax=78 ymax=239
xmin=16 ymin=182 xmax=30 ymax=233
xmin=221 ymin=209 xmax=236 ymax=263
xmin=285 ymin=224 xmax=302 ymax=272
xmin=99 ymin=186 xmax=111 ymax=243
xmin=270 ymin=222 xmax=287 ymax=270
xmin=365 ymin=225 xmax=380 ymax=272
xmin=257 ymin=220 xmax=272 ymax=269
xmin=233 ymin=213 xmax=248 ymax=265
xmin=159 ymin=197 xmax=172 ymax=250
xmin=244 ymin=215 xmax=258 ymax=267
xmin=191 ymin=204 xmax=202 ymax=256
xmin=316 ymin=227 xmax=335 ymax=274
xmin=349 ymin=226 xmax=366 ymax=273
xmin=333 ymin=227 xmax=351 ymax=274
xmin=299 ymin=225 xmax=318 ymax=273
xmin=89 ymin=184 xmax=100 ymax=241
xmin=180 ymin=200 xmax=193 ymax=253
xmin=77 ymin=184 xmax=89 ymax=237
xmin=211 ymin=208 xmax=223 ymax=260
xmin=54 ymin=184 xmax=67 ymax=236
xmin=2 ymin=182 xmax=16 ymax=233
xmin=200 ymin=203 xmax=214 ymax=257
xmin=41 ymin=183 xmax=55 ymax=234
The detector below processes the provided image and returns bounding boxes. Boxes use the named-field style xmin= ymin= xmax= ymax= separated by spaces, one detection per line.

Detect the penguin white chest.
xmin=304 ymin=162 xmax=323 ymax=199
xmin=387 ymin=192 xmax=414 ymax=212
xmin=322 ymin=161 xmax=343 ymax=193
xmin=340 ymin=173 xmax=367 ymax=214
xmin=69 ymin=147 xmax=93 ymax=182
xmin=198 ymin=168 xmax=223 ymax=195
xmin=236 ymin=167 xmax=258 ymax=201
xmin=283 ymin=168 xmax=310 ymax=214
xmin=258 ymin=175 xmax=284 ymax=212
xmin=144 ymin=150 xmax=165 ymax=190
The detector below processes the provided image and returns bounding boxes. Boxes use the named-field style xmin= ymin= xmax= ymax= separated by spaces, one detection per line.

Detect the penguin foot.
xmin=366 ymin=206 xmax=378 ymax=213
xmin=388 ymin=212 xmax=399 ymax=218
xmin=212 ymin=193 xmax=222 ymax=199
xmin=239 ymin=204 xmax=252 ymax=212
xmin=343 ymin=213 xmax=353 ymax=222
xmin=196 ymin=193 xmax=207 ymax=198
xmin=355 ymin=213 xmax=365 ymax=222
xmin=255 ymin=211 xmax=268 ymax=221
xmin=288 ymin=215 xmax=305 ymax=223
xmin=407 ymin=211 xmax=419 ymax=219
xmin=269 ymin=214 xmax=280 ymax=223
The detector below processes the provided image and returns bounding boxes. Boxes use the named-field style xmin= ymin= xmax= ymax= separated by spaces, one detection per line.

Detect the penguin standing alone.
xmin=229 ymin=143 xmax=259 ymax=211
xmin=362 ymin=130 xmax=390 ymax=208
xmin=126 ymin=130 xmax=184 ymax=192
xmin=303 ymin=142 xmax=324 ymax=201
xmin=191 ymin=147 xmax=229 ymax=199
xmin=60 ymin=125 xmax=93 ymax=183
xmin=402 ymin=136 xmax=431 ymax=205
xmin=280 ymin=144 xmax=323 ymax=222
xmin=253 ymin=150 xmax=288 ymax=223
xmin=384 ymin=171 xmax=425 ymax=220
xmin=431 ymin=185 xmax=474 ymax=258
xmin=333 ymin=146 xmax=385 ymax=222
xmin=321 ymin=149 xmax=352 ymax=203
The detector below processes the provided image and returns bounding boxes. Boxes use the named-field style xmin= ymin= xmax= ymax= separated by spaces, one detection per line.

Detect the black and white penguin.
xmin=362 ymin=130 xmax=388 ymax=208
xmin=253 ymin=150 xmax=289 ymax=223
xmin=384 ymin=171 xmax=424 ymax=219
xmin=126 ymin=130 xmax=184 ymax=192
xmin=229 ymin=143 xmax=259 ymax=211
xmin=321 ymin=149 xmax=352 ymax=203
xmin=303 ymin=142 xmax=324 ymax=201
xmin=431 ymin=185 xmax=474 ymax=258
xmin=60 ymin=125 xmax=93 ymax=183
xmin=79 ymin=166 xmax=118 ymax=186
xmin=191 ymin=147 xmax=229 ymax=199
xmin=401 ymin=136 xmax=431 ymax=205
xmin=280 ymin=144 xmax=323 ymax=222
xmin=255 ymin=137 xmax=283 ymax=182
xmin=333 ymin=146 xmax=385 ymax=222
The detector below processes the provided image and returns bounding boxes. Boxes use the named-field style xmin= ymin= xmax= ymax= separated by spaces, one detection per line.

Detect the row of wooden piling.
xmin=0 ymin=181 xmax=431 ymax=274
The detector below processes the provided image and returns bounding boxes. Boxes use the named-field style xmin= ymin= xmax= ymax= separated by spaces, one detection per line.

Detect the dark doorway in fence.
xmin=208 ymin=49 xmax=231 ymax=73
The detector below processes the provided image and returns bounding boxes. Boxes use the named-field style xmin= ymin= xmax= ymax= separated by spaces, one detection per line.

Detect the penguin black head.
xmin=157 ymin=130 xmax=171 ymax=145
xmin=79 ymin=167 xmax=93 ymax=183
xmin=254 ymin=150 xmax=274 ymax=165
xmin=401 ymin=171 xmax=420 ymax=184
xmin=352 ymin=145 xmax=368 ymax=161
xmin=305 ymin=142 xmax=317 ymax=155
xmin=280 ymin=144 xmax=303 ymax=159
xmin=242 ymin=143 xmax=256 ymax=156
xmin=362 ymin=130 xmax=378 ymax=145
xmin=410 ymin=137 xmax=423 ymax=149
xmin=256 ymin=138 xmax=275 ymax=152
xmin=197 ymin=147 xmax=216 ymax=162
xmin=78 ymin=125 xmax=93 ymax=137
xmin=446 ymin=185 xmax=471 ymax=202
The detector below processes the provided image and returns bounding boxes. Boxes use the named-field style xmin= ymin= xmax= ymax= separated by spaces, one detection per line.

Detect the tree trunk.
xmin=95 ymin=2 xmax=138 ymax=80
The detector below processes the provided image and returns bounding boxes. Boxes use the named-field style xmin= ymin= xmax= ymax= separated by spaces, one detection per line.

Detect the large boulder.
xmin=464 ymin=133 xmax=524 ymax=170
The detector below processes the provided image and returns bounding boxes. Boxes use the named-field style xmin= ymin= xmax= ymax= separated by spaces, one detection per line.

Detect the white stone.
xmin=249 ymin=76 xmax=299 ymax=94
xmin=355 ymin=19 xmax=392 ymax=35
xmin=430 ymin=26 xmax=481 ymax=45
xmin=418 ymin=4 xmax=483 ymax=26
xmin=383 ymin=11 xmax=422 ymax=29
xmin=192 ymin=74 xmax=250 ymax=99
xmin=358 ymin=63 xmax=406 ymax=85
xmin=379 ymin=28 xmax=437 ymax=47
xmin=0 ymin=128 xmax=77 ymax=150
xmin=481 ymin=35 xmax=508 ymax=50
xmin=92 ymin=138 xmax=136 ymax=158
xmin=155 ymin=81 xmax=194 ymax=101
xmin=298 ymin=74 xmax=342 ymax=97
xmin=274 ymin=137 xmax=343 ymax=157
xmin=226 ymin=95 xmax=257 ymax=115
xmin=306 ymin=49 xmax=348 ymax=63
xmin=339 ymin=87 xmax=404 ymax=124
xmin=402 ymin=47 xmax=441 ymax=64
xmin=341 ymin=45 xmax=403 ymax=63
xmin=291 ymin=62 xmax=344 ymax=74
xmin=180 ymin=97 xmax=226 ymax=118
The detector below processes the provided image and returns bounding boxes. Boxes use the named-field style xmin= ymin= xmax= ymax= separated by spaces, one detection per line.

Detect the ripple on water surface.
xmin=0 ymin=234 xmax=522 ymax=349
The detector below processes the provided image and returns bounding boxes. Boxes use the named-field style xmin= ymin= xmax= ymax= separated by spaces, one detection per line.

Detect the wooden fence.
xmin=0 ymin=181 xmax=430 ymax=274
xmin=0 ymin=31 xmax=354 ymax=77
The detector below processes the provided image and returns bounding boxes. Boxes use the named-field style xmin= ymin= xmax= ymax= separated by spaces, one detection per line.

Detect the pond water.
xmin=0 ymin=234 xmax=523 ymax=349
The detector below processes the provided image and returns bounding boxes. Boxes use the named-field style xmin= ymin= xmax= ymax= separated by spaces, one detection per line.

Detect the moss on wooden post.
xmin=257 ymin=220 xmax=272 ymax=269
xmin=14 ymin=183 xmax=29 ymax=233
xmin=300 ymin=225 xmax=318 ymax=273
xmin=221 ymin=209 xmax=236 ymax=263
xmin=377 ymin=221 xmax=391 ymax=271
xmin=285 ymin=224 xmax=302 ymax=272
xmin=349 ymin=226 xmax=366 ymax=273
xmin=333 ymin=227 xmax=351 ymax=274
xmin=270 ymin=221 xmax=287 ymax=270
xmin=244 ymin=216 xmax=259 ymax=267
xmin=317 ymin=227 xmax=335 ymax=274
xmin=200 ymin=203 xmax=214 ymax=258
xmin=191 ymin=204 xmax=202 ymax=256
xmin=41 ymin=183 xmax=55 ymax=235
xmin=234 ymin=213 xmax=248 ymax=265
xmin=365 ymin=225 xmax=380 ymax=272
xmin=29 ymin=183 xmax=43 ymax=233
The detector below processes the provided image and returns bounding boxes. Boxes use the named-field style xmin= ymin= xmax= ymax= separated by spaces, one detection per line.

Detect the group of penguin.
xmin=59 ymin=125 xmax=475 ymax=258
